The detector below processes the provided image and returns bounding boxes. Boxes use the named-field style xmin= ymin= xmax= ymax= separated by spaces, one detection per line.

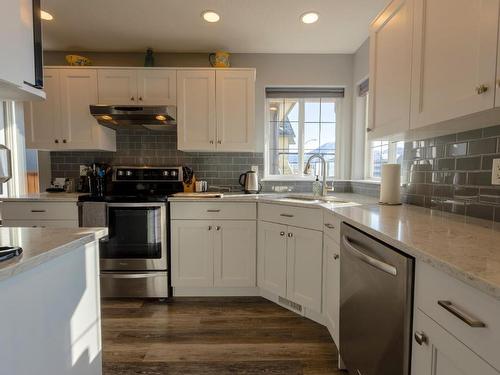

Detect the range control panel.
xmin=113 ymin=167 xmax=183 ymax=182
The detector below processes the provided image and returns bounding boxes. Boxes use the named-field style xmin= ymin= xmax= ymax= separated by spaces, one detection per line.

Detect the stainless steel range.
xmin=78 ymin=166 xmax=184 ymax=298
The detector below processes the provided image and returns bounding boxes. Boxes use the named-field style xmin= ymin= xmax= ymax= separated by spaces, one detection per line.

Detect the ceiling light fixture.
xmin=41 ymin=10 xmax=54 ymax=21
xmin=101 ymin=115 xmax=112 ymax=121
xmin=155 ymin=115 xmax=167 ymax=121
xmin=301 ymin=12 xmax=319 ymax=24
xmin=202 ymin=10 xmax=220 ymax=23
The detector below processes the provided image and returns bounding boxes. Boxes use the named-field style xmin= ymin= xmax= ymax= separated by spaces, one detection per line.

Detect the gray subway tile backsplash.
xmin=402 ymin=124 xmax=500 ymax=222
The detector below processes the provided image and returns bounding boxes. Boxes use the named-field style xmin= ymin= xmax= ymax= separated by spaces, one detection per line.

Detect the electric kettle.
xmin=239 ymin=171 xmax=261 ymax=194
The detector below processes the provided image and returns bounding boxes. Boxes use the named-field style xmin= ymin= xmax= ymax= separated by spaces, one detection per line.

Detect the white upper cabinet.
xmin=137 ymin=69 xmax=176 ymax=105
xmin=98 ymin=68 xmax=176 ymax=105
xmin=25 ymin=70 xmax=60 ymax=149
xmin=177 ymin=70 xmax=217 ymax=151
xmin=25 ymin=68 xmax=116 ymax=151
xmin=177 ymin=69 xmax=256 ymax=152
xmin=368 ymin=0 xmax=414 ymax=137
xmin=410 ymin=0 xmax=500 ymax=129
xmin=216 ymin=70 xmax=256 ymax=151
xmin=97 ymin=69 xmax=138 ymax=105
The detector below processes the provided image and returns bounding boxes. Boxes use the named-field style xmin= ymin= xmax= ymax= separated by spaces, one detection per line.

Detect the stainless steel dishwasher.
xmin=340 ymin=222 xmax=414 ymax=375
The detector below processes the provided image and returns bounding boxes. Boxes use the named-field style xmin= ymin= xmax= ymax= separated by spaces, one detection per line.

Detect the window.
xmin=366 ymin=140 xmax=404 ymax=179
xmin=265 ymin=88 xmax=343 ymax=180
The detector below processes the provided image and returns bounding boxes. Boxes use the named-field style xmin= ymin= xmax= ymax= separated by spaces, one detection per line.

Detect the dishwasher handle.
xmin=342 ymin=235 xmax=398 ymax=276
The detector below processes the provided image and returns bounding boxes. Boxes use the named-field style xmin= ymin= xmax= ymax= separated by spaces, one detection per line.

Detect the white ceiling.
xmin=41 ymin=0 xmax=389 ymax=54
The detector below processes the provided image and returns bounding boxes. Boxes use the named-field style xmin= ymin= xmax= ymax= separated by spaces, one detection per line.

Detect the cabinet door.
xmin=257 ymin=221 xmax=287 ymax=296
xmin=97 ymin=69 xmax=137 ymax=105
xmin=368 ymin=0 xmax=413 ymax=136
xmin=286 ymin=226 xmax=323 ymax=312
xmin=176 ymin=70 xmax=216 ymax=151
xmin=412 ymin=310 xmax=499 ymax=375
xmin=323 ymin=234 xmax=341 ymax=347
xmin=24 ymin=69 xmax=61 ymax=150
xmin=215 ymin=70 xmax=255 ymax=151
xmin=59 ymin=69 xmax=99 ymax=149
xmin=137 ymin=69 xmax=177 ymax=105
xmin=213 ymin=221 xmax=256 ymax=287
xmin=410 ymin=0 xmax=499 ymax=129
xmin=171 ymin=220 xmax=214 ymax=287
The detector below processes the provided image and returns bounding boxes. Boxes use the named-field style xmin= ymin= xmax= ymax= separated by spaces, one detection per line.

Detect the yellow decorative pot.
xmin=209 ymin=51 xmax=230 ymax=67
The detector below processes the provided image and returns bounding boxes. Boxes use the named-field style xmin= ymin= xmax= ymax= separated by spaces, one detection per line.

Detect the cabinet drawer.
xmin=323 ymin=210 xmax=341 ymax=243
xmin=258 ymin=203 xmax=322 ymax=231
xmin=170 ymin=202 xmax=256 ymax=220
xmin=415 ymin=261 xmax=500 ymax=370
xmin=1 ymin=201 xmax=78 ymax=221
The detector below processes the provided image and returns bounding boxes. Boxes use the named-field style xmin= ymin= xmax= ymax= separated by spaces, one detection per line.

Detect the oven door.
xmin=100 ymin=202 xmax=167 ymax=271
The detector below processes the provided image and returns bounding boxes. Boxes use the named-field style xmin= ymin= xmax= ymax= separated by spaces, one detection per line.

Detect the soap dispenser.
xmin=312 ymin=175 xmax=322 ymax=197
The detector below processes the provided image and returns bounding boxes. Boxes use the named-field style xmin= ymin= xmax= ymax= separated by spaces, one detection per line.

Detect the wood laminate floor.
xmin=102 ymin=297 xmax=344 ymax=375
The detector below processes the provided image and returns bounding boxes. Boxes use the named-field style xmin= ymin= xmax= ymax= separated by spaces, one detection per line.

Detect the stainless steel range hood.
xmin=90 ymin=105 xmax=176 ymax=130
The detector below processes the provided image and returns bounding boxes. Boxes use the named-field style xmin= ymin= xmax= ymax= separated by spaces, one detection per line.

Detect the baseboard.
xmin=173 ymin=287 xmax=260 ymax=297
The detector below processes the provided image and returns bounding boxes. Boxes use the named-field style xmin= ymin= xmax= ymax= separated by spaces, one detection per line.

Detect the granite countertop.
xmin=1 ymin=192 xmax=83 ymax=202
xmin=170 ymin=192 xmax=500 ymax=300
xmin=0 ymin=227 xmax=107 ymax=282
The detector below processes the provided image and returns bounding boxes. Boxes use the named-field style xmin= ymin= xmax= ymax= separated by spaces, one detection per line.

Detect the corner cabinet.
xmin=177 ymin=69 xmax=256 ymax=152
xmin=24 ymin=68 xmax=116 ymax=151
xmin=368 ymin=0 xmax=414 ymax=137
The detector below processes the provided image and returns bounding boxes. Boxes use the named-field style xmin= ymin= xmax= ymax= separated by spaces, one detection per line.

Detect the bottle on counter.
xmin=312 ymin=175 xmax=322 ymax=197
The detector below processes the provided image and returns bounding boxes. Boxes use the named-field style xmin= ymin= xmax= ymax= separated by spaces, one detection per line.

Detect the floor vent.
xmin=278 ymin=296 xmax=302 ymax=313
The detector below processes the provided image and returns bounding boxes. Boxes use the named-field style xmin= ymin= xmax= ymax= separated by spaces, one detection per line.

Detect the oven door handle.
xmin=342 ymin=235 xmax=398 ymax=276
xmin=106 ymin=203 xmax=165 ymax=208
xmin=100 ymin=272 xmax=164 ymax=279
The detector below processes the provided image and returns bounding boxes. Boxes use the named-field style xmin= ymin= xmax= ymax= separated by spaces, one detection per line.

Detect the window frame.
xmin=263 ymin=96 xmax=342 ymax=181
xmin=365 ymin=139 xmax=404 ymax=180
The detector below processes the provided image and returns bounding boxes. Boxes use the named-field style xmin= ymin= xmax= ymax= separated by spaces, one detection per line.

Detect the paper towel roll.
xmin=379 ymin=164 xmax=401 ymax=205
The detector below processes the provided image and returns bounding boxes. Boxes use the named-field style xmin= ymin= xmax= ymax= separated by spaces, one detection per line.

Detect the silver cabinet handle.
xmin=210 ymin=140 xmax=214 ymax=144
xmin=280 ymin=231 xmax=285 ymax=236
xmin=216 ymin=226 xmax=221 ymax=231
xmin=31 ymin=209 xmax=46 ymax=213
xmin=342 ymin=235 xmax=397 ymax=276
xmin=414 ymin=331 xmax=428 ymax=346
xmin=324 ymin=223 xmax=336 ymax=229
xmin=333 ymin=254 xmax=339 ymax=260
xmin=287 ymin=232 xmax=293 ymax=238
xmin=138 ymin=96 xmax=143 ymax=101
xmin=475 ymin=84 xmax=489 ymax=95
xmin=208 ymin=226 xmax=212 ymax=231
xmin=217 ymin=140 xmax=222 ymax=144
xmin=280 ymin=213 xmax=294 ymax=218
xmin=130 ymin=96 xmax=135 ymax=101
xmin=207 ymin=209 xmax=220 ymax=213
xmin=437 ymin=300 xmax=486 ymax=328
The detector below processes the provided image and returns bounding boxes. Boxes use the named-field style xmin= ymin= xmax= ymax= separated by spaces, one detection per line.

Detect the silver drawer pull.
xmin=324 ymin=223 xmax=336 ymax=229
xmin=437 ymin=300 xmax=486 ymax=328
xmin=207 ymin=209 xmax=221 ymax=213
xmin=280 ymin=213 xmax=294 ymax=218
xmin=31 ymin=209 xmax=46 ymax=213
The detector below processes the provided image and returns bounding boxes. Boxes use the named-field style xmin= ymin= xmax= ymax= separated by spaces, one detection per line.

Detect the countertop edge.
xmin=0 ymin=228 xmax=108 ymax=283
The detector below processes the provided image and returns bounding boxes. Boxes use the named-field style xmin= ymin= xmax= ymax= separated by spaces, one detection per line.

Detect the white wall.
xmin=44 ymin=51 xmax=355 ymax=179
xmin=351 ymin=39 xmax=370 ymax=179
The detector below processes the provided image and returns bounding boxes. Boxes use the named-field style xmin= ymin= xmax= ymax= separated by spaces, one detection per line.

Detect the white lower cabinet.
xmin=171 ymin=220 xmax=214 ymax=287
xmin=214 ymin=221 xmax=256 ymax=287
xmin=257 ymin=220 xmax=323 ymax=313
xmin=323 ymin=233 xmax=340 ymax=347
xmin=412 ymin=310 xmax=499 ymax=375
xmin=171 ymin=219 xmax=256 ymax=289
xmin=0 ymin=201 xmax=79 ymax=228
xmin=286 ymin=226 xmax=323 ymax=312
xmin=257 ymin=221 xmax=288 ymax=296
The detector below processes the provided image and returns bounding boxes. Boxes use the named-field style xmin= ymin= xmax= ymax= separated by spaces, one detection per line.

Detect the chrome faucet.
xmin=304 ymin=154 xmax=329 ymax=197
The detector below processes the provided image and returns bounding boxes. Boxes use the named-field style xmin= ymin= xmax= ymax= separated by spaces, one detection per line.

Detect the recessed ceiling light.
xmin=202 ymin=10 xmax=220 ymax=23
xmin=301 ymin=12 xmax=319 ymax=24
xmin=41 ymin=10 xmax=53 ymax=21
xmin=101 ymin=115 xmax=112 ymax=121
